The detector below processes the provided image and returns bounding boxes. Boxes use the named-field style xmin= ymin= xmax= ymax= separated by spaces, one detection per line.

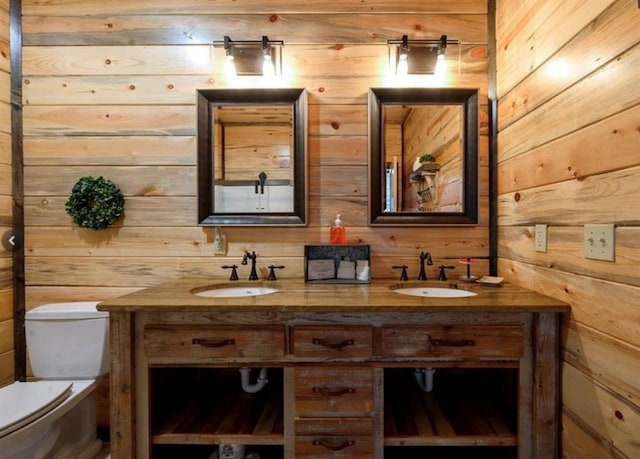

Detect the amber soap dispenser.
xmin=330 ymin=214 xmax=346 ymax=244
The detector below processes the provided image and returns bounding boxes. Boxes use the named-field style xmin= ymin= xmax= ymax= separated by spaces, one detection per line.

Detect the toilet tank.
xmin=26 ymin=302 xmax=109 ymax=379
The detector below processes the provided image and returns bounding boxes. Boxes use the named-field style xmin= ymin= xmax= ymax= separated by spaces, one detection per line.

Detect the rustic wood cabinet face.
xmin=112 ymin=311 xmax=560 ymax=459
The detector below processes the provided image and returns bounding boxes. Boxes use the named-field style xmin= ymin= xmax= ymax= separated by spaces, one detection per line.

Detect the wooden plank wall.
xmin=20 ymin=0 xmax=490 ymax=302
xmin=19 ymin=1 xmax=489 ymax=424
xmin=495 ymin=0 xmax=640 ymax=457
xmin=0 ymin=0 xmax=13 ymax=388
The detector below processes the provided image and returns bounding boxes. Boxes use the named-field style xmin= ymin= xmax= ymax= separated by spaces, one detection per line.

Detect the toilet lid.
xmin=0 ymin=381 xmax=72 ymax=438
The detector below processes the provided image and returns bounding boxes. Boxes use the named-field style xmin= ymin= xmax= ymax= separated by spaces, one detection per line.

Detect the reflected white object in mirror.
xmin=197 ymin=88 xmax=307 ymax=226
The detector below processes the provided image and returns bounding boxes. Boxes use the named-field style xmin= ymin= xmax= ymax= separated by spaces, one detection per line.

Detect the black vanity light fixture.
xmin=387 ymin=34 xmax=458 ymax=76
xmin=216 ymin=35 xmax=284 ymax=78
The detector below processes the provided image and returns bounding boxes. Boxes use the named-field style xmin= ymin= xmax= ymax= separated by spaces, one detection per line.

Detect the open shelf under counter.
xmin=383 ymin=446 xmax=517 ymax=459
xmin=150 ymin=367 xmax=284 ymax=446
xmin=383 ymin=368 xmax=517 ymax=448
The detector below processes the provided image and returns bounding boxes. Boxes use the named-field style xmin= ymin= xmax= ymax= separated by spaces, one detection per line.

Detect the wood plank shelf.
xmin=151 ymin=369 xmax=284 ymax=446
xmin=383 ymin=446 xmax=517 ymax=459
xmin=383 ymin=368 xmax=517 ymax=447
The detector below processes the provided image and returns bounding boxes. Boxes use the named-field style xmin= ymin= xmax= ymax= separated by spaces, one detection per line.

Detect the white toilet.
xmin=0 ymin=302 xmax=109 ymax=459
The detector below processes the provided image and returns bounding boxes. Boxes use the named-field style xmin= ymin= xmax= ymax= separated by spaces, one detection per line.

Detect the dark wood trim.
xmin=109 ymin=312 xmax=136 ymax=458
xmin=533 ymin=313 xmax=561 ymax=458
xmin=368 ymin=87 xmax=480 ymax=226
xmin=196 ymin=88 xmax=308 ymax=226
xmin=10 ymin=0 xmax=25 ymax=382
xmin=488 ymin=0 xmax=498 ymax=276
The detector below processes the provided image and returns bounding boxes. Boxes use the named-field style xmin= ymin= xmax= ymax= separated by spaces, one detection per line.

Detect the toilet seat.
xmin=0 ymin=381 xmax=72 ymax=438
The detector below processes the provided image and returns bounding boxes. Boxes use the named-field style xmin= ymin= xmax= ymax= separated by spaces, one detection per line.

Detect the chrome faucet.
xmin=241 ymin=251 xmax=259 ymax=280
xmin=418 ymin=252 xmax=433 ymax=280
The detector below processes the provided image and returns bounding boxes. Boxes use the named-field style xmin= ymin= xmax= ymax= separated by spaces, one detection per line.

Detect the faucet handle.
xmin=437 ymin=265 xmax=455 ymax=281
xmin=392 ymin=265 xmax=409 ymax=281
xmin=222 ymin=264 xmax=239 ymax=281
xmin=267 ymin=265 xmax=285 ymax=281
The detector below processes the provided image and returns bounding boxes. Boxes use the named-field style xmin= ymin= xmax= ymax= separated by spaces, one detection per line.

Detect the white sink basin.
xmin=391 ymin=287 xmax=478 ymax=298
xmin=192 ymin=285 xmax=280 ymax=298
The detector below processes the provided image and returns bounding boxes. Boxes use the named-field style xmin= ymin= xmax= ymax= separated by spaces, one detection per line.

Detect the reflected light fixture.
xmin=218 ymin=35 xmax=284 ymax=78
xmin=387 ymin=35 xmax=458 ymax=76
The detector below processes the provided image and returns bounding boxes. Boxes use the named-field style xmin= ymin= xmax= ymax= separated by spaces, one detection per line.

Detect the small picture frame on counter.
xmin=304 ymin=244 xmax=371 ymax=284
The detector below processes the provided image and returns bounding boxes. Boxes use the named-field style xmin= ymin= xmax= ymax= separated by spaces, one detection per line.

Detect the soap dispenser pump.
xmin=330 ymin=214 xmax=346 ymax=244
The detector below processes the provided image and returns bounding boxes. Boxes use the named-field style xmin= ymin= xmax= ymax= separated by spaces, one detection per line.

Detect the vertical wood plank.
xmin=109 ymin=311 xmax=136 ymax=459
xmin=283 ymin=366 xmax=295 ymax=459
xmin=373 ymin=366 xmax=385 ymax=458
xmin=9 ymin=0 xmax=22 ymax=383
xmin=534 ymin=313 xmax=560 ymax=458
xmin=518 ymin=314 xmax=534 ymax=459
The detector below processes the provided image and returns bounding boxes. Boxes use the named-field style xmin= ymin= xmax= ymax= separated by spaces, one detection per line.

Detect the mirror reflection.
xmin=212 ymin=104 xmax=294 ymax=213
xmin=197 ymin=88 xmax=307 ymax=226
xmin=369 ymin=88 xmax=478 ymax=225
xmin=383 ymin=104 xmax=464 ymax=213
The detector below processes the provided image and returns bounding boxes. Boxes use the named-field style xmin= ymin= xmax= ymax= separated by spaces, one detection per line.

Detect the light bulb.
xmin=263 ymin=54 xmax=275 ymax=77
xmin=435 ymin=53 xmax=446 ymax=76
xmin=397 ymin=53 xmax=408 ymax=76
xmin=224 ymin=53 xmax=237 ymax=77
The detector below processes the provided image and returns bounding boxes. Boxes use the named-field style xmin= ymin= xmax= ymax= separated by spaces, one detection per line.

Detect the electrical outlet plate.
xmin=584 ymin=224 xmax=615 ymax=262
xmin=534 ymin=224 xmax=547 ymax=253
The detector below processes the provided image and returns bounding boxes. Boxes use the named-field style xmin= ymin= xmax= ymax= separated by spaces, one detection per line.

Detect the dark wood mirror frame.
xmin=368 ymin=87 xmax=479 ymax=225
xmin=197 ymin=88 xmax=307 ymax=226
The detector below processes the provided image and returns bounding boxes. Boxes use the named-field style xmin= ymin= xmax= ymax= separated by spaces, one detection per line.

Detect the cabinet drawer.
xmin=295 ymin=366 xmax=374 ymax=416
xmin=295 ymin=418 xmax=373 ymax=458
xmin=292 ymin=326 xmax=373 ymax=359
xmin=382 ymin=325 xmax=523 ymax=359
xmin=144 ymin=324 xmax=285 ymax=360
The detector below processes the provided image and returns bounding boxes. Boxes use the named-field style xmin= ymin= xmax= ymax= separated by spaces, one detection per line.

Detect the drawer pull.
xmin=191 ymin=338 xmax=235 ymax=348
xmin=313 ymin=438 xmax=355 ymax=451
xmin=312 ymin=338 xmax=354 ymax=350
xmin=429 ymin=337 xmax=475 ymax=347
xmin=312 ymin=386 xmax=356 ymax=396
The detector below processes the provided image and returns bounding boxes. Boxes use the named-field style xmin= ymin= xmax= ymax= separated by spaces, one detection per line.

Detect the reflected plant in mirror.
xmin=197 ymin=88 xmax=307 ymax=226
xmin=369 ymin=88 xmax=479 ymax=225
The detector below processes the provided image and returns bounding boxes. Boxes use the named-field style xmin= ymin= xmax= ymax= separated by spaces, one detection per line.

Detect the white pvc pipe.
xmin=413 ymin=368 xmax=436 ymax=392
xmin=239 ymin=367 xmax=269 ymax=393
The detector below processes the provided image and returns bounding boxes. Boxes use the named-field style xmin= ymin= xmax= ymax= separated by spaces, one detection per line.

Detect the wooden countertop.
xmin=97 ymin=277 xmax=570 ymax=313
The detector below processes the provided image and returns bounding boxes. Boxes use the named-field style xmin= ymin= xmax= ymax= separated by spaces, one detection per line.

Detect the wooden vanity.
xmin=98 ymin=278 xmax=569 ymax=459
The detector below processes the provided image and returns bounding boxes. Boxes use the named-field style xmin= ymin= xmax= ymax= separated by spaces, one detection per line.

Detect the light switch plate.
xmin=584 ymin=224 xmax=615 ymax=261
xmin=534 ymin=224 xmax=547 ymax=253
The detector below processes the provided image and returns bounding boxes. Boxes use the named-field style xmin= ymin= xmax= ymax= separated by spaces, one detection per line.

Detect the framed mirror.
xmin=368 ymin=87 xmax=478 ymax=225
xmin=197 ymin=88 xmax=307 ymax=225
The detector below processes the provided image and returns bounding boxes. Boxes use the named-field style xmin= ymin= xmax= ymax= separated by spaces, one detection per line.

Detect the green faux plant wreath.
xmin=65 ymin=176 xmax=125 ymax=230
